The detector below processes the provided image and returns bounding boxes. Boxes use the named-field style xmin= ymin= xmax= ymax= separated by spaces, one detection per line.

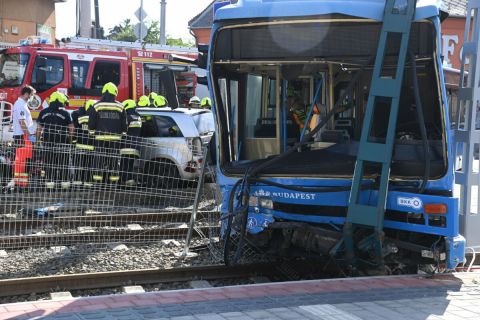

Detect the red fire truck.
xmin=0 ymin=37 xmax=200 ymax=120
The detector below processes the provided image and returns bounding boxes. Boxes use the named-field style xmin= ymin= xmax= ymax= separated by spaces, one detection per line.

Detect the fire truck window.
xmin=91 ymin=61 xmax=120 ymax=90
xmin=31 ymin=56 xmax=64 ymax=92
xmin=71 ymin=60 xmax=89 ymax=88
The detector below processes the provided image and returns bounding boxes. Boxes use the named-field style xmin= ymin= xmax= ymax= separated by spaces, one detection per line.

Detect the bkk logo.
xmin=397 ymin=197 xmax=423 ymax=210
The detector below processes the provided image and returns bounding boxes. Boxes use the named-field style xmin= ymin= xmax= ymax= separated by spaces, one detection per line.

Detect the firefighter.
xmin=200 ymin=97 xmax=212 ymax=109
xmin=120 ymin=99 xmax=142 ymax=186
xmin=148 ymin=92 xmax=158 ymax=107
xmin=88 ymin=82 xmax=127 ymax=183
xmin=71 ymin=99 xmax=96 ymax=187
xmin=188 ymin=96 xmax=201 ymax=109
xmin=153 ymin=95 xmax=168 ymax=108
xmin=36 ymin=91 xmax=74 ymax=189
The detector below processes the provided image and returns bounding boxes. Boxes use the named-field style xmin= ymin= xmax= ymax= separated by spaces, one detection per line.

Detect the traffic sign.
xmin=134 ymin=23 xmax=147 ymax=40
xmin=135 ymin=7 xmax=148 ymax=21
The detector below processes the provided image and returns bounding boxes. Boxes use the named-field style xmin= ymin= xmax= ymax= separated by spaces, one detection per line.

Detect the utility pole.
xmin=78 ymin=0 xmax=92 ymax=38
xmin=94 ymin=0 xmax=101 ymax=39
xmin=160 ymin=0 xmax=166 ymax=45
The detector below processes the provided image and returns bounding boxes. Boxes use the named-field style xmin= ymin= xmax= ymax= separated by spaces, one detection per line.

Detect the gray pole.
xmin=79 ymin=0 xmax=92 ymax=38
xmin=160 ymin=0 xmax=166 ymax=45
xmin=94 ymin=0 xmax=100 ymax=38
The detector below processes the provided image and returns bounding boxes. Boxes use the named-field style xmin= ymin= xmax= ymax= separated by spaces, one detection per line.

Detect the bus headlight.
xmin=249 ymin=196 xmax=259 ymax=207
xmin=259 ymin=198 xmax=273 ymax=210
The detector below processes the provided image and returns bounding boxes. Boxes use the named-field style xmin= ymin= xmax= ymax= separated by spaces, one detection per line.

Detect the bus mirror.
xmin=197 ymin=45 xmax=209 ymax=69
xmin=197 ymin=77 xmax=208 ymax=86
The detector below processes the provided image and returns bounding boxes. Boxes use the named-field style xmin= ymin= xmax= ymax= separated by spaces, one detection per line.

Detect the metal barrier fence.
xmin=0 ymin=124 xmax=216 ymax=251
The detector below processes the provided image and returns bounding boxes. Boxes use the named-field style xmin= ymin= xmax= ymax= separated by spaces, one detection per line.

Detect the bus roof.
xmin=215 ymin=0 xmax=443 ymax=22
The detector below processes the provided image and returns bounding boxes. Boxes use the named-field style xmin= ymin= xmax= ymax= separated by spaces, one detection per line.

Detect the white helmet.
xmin=189 ymin=96 xmax=201 ymax=105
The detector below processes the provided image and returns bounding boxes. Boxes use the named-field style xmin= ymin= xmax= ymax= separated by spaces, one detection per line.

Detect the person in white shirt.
xmin=12 ymin=85 xmax=36 ymax=146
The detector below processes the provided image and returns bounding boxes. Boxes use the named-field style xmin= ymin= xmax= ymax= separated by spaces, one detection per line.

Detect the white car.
xmin=137 ymin=107 xmax=215 ymax=187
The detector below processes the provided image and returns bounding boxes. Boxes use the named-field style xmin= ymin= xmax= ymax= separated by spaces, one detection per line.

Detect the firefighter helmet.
xmin=122 ymin=99 xmax=137 ymax=110
xmin=102 ymin=82 xmax=118 ymax=96
xmin=137 ymin=95 xmax=150 ymax=107
xmin=201 ymin=97 xmax=212 ymax=108
xmin=153 ymin=95 xmax=167 ymax=108
xmin=49 ymin=91 xmax=64 ymax=104
xmin=148 ymin=92 xmax=158 ymax=102
xmin=85 ymin=100 xmax=96 ymax=111
xmin=189 ymin=96 xmax=201 ymax=106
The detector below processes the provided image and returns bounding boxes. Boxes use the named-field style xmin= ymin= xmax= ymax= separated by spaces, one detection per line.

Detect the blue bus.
xmin=207 ymin=0 xmax=466 ymax=273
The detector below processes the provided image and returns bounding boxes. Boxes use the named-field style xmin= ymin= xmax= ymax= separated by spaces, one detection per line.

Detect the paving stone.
xmin=195 ymin=313 xmax=227 ymax=320
xmin=170 ymin=316 xmax=198 ymax=320
xmin=50 ymin=291 xmax=73 ymax=300
xmin=299 ymin=304 xmax=362 ymax=319
xmin=122 ymin=285 xmax=145 ymax=293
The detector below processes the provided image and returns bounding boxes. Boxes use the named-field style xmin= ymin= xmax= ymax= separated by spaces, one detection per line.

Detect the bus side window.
xmin=31 ymin=55 xmax=65 ymax=92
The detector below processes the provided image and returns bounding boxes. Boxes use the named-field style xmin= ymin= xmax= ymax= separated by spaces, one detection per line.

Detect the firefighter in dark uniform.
xmin=88 ymin=82 xmax=127 ymax=183
xmin=36 ymin=91 xmax=74 ymax=189
xmin=71 ymin=99 xmax=96 ymax=187
xmin=120 ymin=99 xmax=142 ymax=186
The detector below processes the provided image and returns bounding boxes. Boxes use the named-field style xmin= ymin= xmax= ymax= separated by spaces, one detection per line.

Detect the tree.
xmin=143 ymin=21 xmax=160 ymax=44
xmin=166 ymin=36 xmax=195 ymax=48
xmin=107 ymin=19 xmax=136 ymax=42
xmin=107 ymin=19 xmax=196 ymax=47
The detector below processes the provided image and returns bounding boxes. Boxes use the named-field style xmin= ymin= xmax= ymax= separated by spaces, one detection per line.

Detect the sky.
xmin=55 ymin=0 xmax=213 ymax=41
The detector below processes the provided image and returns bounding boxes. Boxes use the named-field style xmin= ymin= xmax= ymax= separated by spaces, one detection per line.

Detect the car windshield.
xmin=192 ymin=112 xmax=215 ymax=136
xmin=0 ymin=53 xmax=29 ymax=88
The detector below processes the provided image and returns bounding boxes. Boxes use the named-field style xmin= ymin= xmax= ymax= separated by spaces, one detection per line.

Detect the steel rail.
xmin=0 ymin=211 xmax=218 ymax=231
xmin=0 ymin=263 xmax=275 ymax=297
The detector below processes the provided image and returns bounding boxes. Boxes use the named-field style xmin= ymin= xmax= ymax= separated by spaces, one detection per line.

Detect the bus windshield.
xmin=212 ymin=19 xmax=448 ymax=179
xmin=0 ymin=53 xmax=29 ymax=88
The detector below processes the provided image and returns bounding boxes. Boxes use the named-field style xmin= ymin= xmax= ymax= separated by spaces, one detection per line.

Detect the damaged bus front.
xmin=208 ymin=0 xmax=465 ymax=272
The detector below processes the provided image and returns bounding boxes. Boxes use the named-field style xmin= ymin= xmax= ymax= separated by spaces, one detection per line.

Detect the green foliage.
xmin=107 ymin=19 xmax=195 ymax=47
xmin=107 ymin=19 xmax=136 ymax=42
xmin=143 ymin=21 xmax=160 ymax=44
xmin=166 ymin=36 xmax=195 ymax=47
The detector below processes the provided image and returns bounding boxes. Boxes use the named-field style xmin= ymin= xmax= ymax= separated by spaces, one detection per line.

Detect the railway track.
xmin=0 ymin=263 xmax=276 ymax=298
xmin=0 ymin=211 xmax=217 ymax=231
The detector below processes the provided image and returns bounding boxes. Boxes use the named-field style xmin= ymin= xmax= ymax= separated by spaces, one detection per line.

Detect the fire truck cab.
xmin=0 ymin=39 xmax=200 ymax=124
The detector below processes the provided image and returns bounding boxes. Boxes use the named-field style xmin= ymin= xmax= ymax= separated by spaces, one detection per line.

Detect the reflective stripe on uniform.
xmin=89 ymin=130 xmax=96 ymax=135
xmin=109 ymin=176 xmax=120 ymax=182
xmin=78 ymin=116 xmax=89 ymax=124
xmin=14 ymin=173 xmax=29 ymax=177
xmin=94 ymin=104 xmax=123 ymax=112
xmin=93 ymin=175 xmax=103 ymax=181
xmin=15 ymin=178 xmax=29 ymax=183
xmin=120 ymin=148 xmax=140 ymax=157
xmin=75 ymin=143 xmax=95 ymax=151
xmin=95 ymin=135 xmax=122 ymax=141
xmin=128 ymin=121 xmax=142 ymax=128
